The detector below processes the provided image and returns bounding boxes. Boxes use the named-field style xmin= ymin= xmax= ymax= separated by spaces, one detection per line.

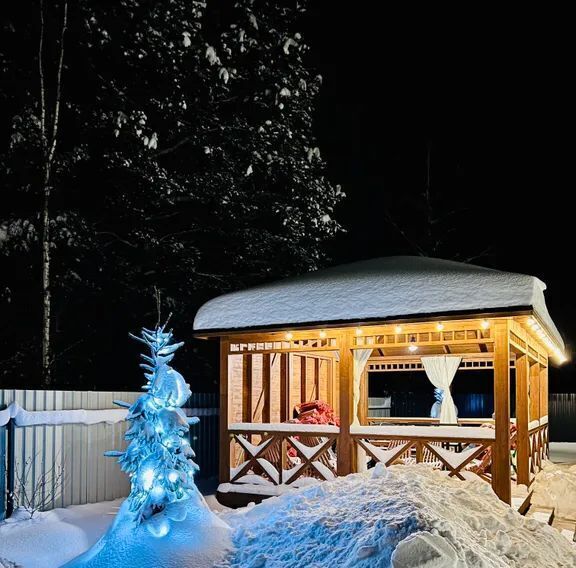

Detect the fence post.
xmin=6 ymin=418 xmax=16 ymax=518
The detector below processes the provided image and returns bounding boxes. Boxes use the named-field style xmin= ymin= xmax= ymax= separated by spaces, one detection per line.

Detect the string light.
xmin=481 ymin=320 xmax=490 ymax=329
xmin=436 ymin=322 xmax=444 ymax=331
xmin=355 ymin=327 xmax=363 ymax=336
xmin=527 ymin=317 xmax=566 ymax=363
xmin=408 ymin=337 xmax=418 ymax=352
xmin=285 ymin=332 xmax=293 ymax=340
xmin=394 ymin=325 xmax=403 ymax=334
xmin=319 ymin=330 xmax=327 ymax=339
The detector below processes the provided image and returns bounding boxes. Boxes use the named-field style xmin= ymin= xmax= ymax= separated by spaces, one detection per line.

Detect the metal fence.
xmin=0 ymin=389 xmax=218 ymax=519
xmin=549 ymin=393 xmax=576 ymax=442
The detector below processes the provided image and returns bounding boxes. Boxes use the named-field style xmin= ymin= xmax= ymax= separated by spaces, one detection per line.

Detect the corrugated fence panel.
xmin=0 ymin=422 xmax=5 ymax=520
xmin=184 ymin=392 xmax=219 ymax=479
xmin=549 ymin=393 xmax=576 ymax=442
xmin=0 ymin=389 xmax=219 ymax=516
xmin=0 ymin=389 xmax=140 ymax=511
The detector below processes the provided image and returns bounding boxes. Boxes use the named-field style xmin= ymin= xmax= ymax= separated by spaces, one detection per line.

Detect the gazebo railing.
xmin=367 ymin=417 xmax=495 ymax=427
xmin=227 ymin=423 xmax=339 ymax=486
xmin=528 ymin=416 xmax=549 ymax=476
xmin=351 ymin=424 xmax=495 ymax=481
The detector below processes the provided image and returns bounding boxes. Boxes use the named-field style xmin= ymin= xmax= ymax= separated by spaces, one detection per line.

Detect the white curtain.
xmin=421 ymin=356 xmax=461 ymax=425
xmin=353 ymin=349 xmax=372 ymax=426
xmin=353 ymin=348 xmax=372 ymax=472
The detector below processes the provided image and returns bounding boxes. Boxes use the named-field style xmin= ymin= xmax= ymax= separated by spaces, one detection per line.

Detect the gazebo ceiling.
xmin=194 ymin=256 xmax=563 ymax=348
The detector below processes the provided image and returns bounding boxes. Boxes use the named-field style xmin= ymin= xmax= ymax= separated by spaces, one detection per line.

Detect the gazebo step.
xmin=512 ymin=490 xmax=532 ymax=515
xmin=552 ymin=517 xmax=576 ymax=542
xmin=527 ymin=506 xmax=555 ymax=525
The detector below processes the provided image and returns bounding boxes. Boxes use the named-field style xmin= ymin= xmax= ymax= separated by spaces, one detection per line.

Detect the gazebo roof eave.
xmin=193 ymin=305 xmax=535 ymax=339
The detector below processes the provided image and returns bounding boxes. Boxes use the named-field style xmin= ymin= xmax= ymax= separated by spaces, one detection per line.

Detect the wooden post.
xmin=242 ymin=354 xmax=253 ymax=423
xmin=262 ymin=353 xmax=271 ymax=423
xmin=280 ymin=353 xmax=291 ymax=421
xmin=337 ymin=331 xmax=354 ymax=476
xmin=515 ymin=354 xmax=530 ymax=486
xmin=540 ymin=362 xmax=549 ymax=459
xmin=529 ymin=362 xmax=540 ymax=421
xmin=493 ymin=320 xmax=511 ymax=504
xmin=300 ymin=356 xmax=307 ymax=403
xmin=314 ymin=358 xmax=320 ymax=401
xmin=539 ymin=363 xmax=548 ymax=419
xmin=359 ymin=369 xmax=368 ymax=425
xmin=327 ymin=358 xmax=334 ymax=407
xmin=219 ymin=340 xmax=230 ymax=483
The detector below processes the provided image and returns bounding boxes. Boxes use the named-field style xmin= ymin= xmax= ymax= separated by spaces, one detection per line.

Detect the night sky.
xmin=301 ymin=6 xmax=574 ymax=390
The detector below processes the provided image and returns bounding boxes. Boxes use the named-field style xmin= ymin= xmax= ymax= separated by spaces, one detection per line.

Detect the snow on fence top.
xmin=0 ymin=402 xmax=127 ymax=427
xmin=194 ymin=256 xmax=563 ymax=346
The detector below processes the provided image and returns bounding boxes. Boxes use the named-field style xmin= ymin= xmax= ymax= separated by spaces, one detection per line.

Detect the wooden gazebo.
xmin=194 ymin=257 xmax=566 ymax=505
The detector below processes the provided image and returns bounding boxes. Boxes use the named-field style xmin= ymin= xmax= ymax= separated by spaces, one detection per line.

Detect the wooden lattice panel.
xmin=229 ymin=337 xmax=337 ymax=354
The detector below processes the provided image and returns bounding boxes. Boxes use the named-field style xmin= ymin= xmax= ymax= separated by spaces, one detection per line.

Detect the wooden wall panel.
xmin=228 ymin=354 xmax=243 ymax=424
xmin=270 ymin=354 xmax=281 ymax=423
xmin=250 ymin=355 xmax=264 ymax=423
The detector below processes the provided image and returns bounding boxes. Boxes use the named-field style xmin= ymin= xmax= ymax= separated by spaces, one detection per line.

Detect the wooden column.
xmin=529 ymin=362 xmax=540 ymax=421
xmin=300 ymin=356 xmax=307 ymax=403
xmin=242 ymin=354 xmax=253 ymax=423
xmin=540 ymin=363 xmax=548 ymax=418
xmin=493 ymin=320 xmax=511 ymax=504
xmin=280 ymin=353 xmax=291 ymax=421
xmin=359 ymin=369 xmax=369 ymax=425
xmin=515 ymin=354 xmax=530 ymax=486
xmin=262 ymin=353 xmax=271 ymax=423
xmin=327 ymin=358 xmax=334 ymax=407
xmin=314 ymin=358 xmax=320 ymax=401
xmin=337 ymin=331 xmax=354 ymax=476
xmin=219 ymin=339 xmax=230 ymax=483
xmin=540 ymin=362 xmax=549 ymax=459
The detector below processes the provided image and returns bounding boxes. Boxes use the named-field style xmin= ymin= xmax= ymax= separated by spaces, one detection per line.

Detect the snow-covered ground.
xmin=0 ymin=499 xmax=122 ymax=568
xmin=2 ymin=464 xmax=576 ymax=567
xmin=549 ymin=442 xmax=576 ymax=464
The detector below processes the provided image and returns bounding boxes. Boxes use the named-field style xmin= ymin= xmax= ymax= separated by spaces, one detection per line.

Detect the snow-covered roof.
xmin=194 ymin=256 xmax=563 ymax=348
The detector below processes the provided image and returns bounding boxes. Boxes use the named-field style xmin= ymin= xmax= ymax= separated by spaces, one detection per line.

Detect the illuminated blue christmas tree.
xmin=106 ymin=325 xmax=199 ymax=535
xmin=64 ymin=325 xmax=230 ymax=567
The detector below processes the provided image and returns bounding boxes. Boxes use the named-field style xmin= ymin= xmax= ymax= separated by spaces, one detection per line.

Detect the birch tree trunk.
xmin=39 ymin=0 xmax=67 ymax=386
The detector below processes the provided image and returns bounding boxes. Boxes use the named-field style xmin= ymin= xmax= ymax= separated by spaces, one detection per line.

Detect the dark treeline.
xmin=0 ymin=0 xmax=342 ymax=390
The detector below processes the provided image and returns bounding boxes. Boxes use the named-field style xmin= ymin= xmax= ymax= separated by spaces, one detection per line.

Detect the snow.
xmin=63 ymin=491 xmax=230 ymax=568
xmin=193 ymin=256 xmax=564 ymax=350
xmin=531 ymin=460 xmax=576 ymax=519
xmin=221 ymin=464 xmax=576 ymax=567
xmin=549 ymin=442 xmax=576 ymax=464
xmin=229 ymin=422 xmax=339 ymax=435
xmin=4 ymin=465 xmax=576 ymax=567
xmin=0 ymin=402 xmax=127 ymax=427
xmin=351 ymin=424 xmax=495 ymax=440
xmin=0 ymin=499 xmax=123 ymax=568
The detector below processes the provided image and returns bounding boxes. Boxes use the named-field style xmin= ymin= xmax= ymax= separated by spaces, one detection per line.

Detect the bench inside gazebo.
xmin=193 ymin=256 xmax=566 ymax=506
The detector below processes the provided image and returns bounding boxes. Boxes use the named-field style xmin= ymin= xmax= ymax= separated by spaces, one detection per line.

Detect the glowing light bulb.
xmin=355 ymin=328 xmax=363 ymax=336
xmin=395 ymin=326 xmax=402 ymax=334
xmin=319 ymin=330 xmax=327 ymax=339
xmin=285 ymin=332 xmax=293 ymax=340
xmin=408 ymin=343 xmax=418 ymax=353
xmin=168 ymin=471 xmax=179 ymax=483
xmin=436 ymin=322 xmax=444 ymax=331
xmin=141 ymin=468 xmax=155 ymax=490
xmin=481 ymin=320 xmax=490 ymax=329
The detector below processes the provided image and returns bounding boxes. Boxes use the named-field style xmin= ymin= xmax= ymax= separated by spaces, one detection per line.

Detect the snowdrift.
xmin=531 ymin=461 xmax=576 ymax=519
xmin=220 ymin=464 xmax=576 ymax=567
xmin=63 ymin=489 xmax=231 ymax=568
